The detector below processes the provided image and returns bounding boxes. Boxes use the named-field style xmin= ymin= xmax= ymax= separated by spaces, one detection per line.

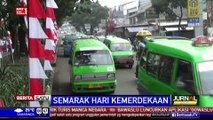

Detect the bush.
xmin=0 ymin=63 xmax=29 ymax=107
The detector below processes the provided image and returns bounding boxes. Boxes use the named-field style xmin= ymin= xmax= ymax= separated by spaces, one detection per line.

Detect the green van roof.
xmin=147 ymin=40 xmax=213 ymax=62
xmin=105 ymin=36 xmax=130 ymax=44
xmin=73 ymin=39 xmax=110 ymax=51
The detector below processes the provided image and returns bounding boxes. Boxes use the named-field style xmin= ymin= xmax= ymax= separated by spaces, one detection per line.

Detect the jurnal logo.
xmin=172 ymin=95 xmax=198 ymax=106
xmin=34 ymin=95 xmax=51 ymax=101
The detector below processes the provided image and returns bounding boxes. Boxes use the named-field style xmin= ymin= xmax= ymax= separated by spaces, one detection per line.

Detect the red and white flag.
xmin=29 ymin=18 xmax=47 ymax=39
xmin=44 ymin=60 xmax=53 ymax=71
xmin=0 ymin=40 xmax=2 ymax=59
xmin=45 ymin=39 xmax=55 ymax=51
xmin=29 ymin=39 xmax=46 ymax=59
xmin=28 ymin=0 xmax=47 ymax=107
xmin=44 ymin=0 xmax=58 ymax=70
xmin=29 ymin=58 xmax=47 ymax=79
xmin=7 ymin=31 xmax=14 ymax=53
xmin=46 ymin=0 xmax=58 ymax=8
xmin=29 ymin=0 xmax=46 ymax=19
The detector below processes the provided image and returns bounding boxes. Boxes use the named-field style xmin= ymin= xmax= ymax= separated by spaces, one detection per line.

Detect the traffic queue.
xmin=64 ymin=30 xmax=213 ymax=106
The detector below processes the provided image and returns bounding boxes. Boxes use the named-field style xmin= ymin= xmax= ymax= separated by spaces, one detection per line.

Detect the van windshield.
xmin=75 ymin=50 xmax=113 ymax=66
xmin=198 ymin=61 xmax=213 ymax=95
xmin=110 ymin=43 xmax=132 ymax=52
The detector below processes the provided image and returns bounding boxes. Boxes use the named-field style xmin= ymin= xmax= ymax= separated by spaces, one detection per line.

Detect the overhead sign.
xmin=16 ymin=7 xmax=27 ymax=16
xmin=187 ymin=0 xmax=200 ymax=27
xmin=187 ymin=18 xmax=199 ymax=27
xmin=187 ymin=0 xmax=200 ymax=18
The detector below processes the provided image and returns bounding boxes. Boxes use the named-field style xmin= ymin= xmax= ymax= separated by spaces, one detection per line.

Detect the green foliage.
xmin=54 ymin=0 xmax=92 ymax=27
xmin=151 ymin=0 xmax=187 ymax=21
xmin=69 ymin=1 xmax=108 ymax=34
xmin=0 ymin=63 xmax=29 ymax=107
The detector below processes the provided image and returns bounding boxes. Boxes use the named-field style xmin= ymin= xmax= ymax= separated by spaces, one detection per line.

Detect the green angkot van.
xmin=137 ymin=36 xmax=213 ymax=107
xmin=104 ymin=36 xmax=134 ymax=68
xmin=70 ymin=39 xmax=116 ymax=94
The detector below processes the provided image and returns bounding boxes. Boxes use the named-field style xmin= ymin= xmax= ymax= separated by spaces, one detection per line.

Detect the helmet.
xmin=136 ymin=30 xmax=152 ymax=37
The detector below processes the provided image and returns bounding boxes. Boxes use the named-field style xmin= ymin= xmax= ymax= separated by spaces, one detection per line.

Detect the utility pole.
xmin=194 ymin=0 xmax=204 ymax=37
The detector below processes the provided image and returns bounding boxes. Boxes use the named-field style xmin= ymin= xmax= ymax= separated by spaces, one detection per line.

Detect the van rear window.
xmin=75 ymin=50 xmax=113 ymax=66
xmin=110 ymin=43 xmax=132 ymax=51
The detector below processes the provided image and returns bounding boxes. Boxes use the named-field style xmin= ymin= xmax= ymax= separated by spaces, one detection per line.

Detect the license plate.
xmin=88 ymin=84 xmax=102 ymax=89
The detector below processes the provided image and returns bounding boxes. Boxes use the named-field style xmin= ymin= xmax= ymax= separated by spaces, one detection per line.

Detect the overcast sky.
xmin=97 ymin=0 xmax=133 ymax=8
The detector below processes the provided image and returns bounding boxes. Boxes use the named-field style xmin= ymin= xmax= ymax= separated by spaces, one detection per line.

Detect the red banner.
xmin=16 ymin=7 xmax=27 ymax=16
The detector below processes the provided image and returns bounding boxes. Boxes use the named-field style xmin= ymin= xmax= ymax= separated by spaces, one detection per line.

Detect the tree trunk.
xmin=178 ymin=5 xmax=183 ymax=33
xmin=18 ymin=26 xmax=28 ymax=56
xmin=90 ymin=25 xmax=94 ymax=35
xmin=82 ymin=25 xmax=87 ymax=34
xmin=9 ymin=25 xmax=20 ymax=60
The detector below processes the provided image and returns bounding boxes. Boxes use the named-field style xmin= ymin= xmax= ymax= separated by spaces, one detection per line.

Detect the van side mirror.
xmin=176 ymin=80 xmax=185 ymax=88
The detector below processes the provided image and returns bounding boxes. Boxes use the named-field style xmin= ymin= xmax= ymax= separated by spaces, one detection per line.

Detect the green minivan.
xmin=137 ymin=37 xmax=213 ymax=107
xmin=70 ymin=39 xmax=116 ymax=94
xmin=104 ymin=36 xmax=134 ymax=68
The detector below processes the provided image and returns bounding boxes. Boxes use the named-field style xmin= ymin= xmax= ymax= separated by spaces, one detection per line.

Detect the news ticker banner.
xmin=16 ymin=95 xmax=199 ymax=106
xmin=1 ymin=107 xmax=213 ymax=118
xmin=50 ymin=107 xmax=213 ymax=118
xmin=0 ymin=108 xmax=49 ymax=118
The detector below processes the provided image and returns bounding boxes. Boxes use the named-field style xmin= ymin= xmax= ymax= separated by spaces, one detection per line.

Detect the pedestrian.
xmin=135 ymin=30 xmax=152 ymax=60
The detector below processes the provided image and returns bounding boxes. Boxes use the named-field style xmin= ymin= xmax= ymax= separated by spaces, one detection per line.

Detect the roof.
xmin=150 ymin=20 xmax=188 ymax=27
xmin=147 ymin=40 xmax=213 ymax=62
xmin=105 ymin=36 xmax=130 ymax=44
xmin=165 ymin=27 xmax=194 ymax=32
xmin=73 ymin=39 xmax=109 ymax=51
xmin=145 ymin=36 xmax=190 ymax=41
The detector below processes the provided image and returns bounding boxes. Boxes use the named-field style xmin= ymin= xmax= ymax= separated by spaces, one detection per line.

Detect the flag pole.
xmin=43 ymin=0 xmax=46 ymax=94
xmin=27 ymin=0 xmax=31 ymax=107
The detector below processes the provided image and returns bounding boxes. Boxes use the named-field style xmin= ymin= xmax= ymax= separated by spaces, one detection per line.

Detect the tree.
xmin=151 ymin=0 xmax=187 ymax=31
xmin=54 ymin=0 xmax=92 ymax=27
xmin=69 ymin=1 xmax=108 ymax=35
xmin=0 ymin=0 xmax=87 ymax=60
xmin=0 ymin=0 xmax=22 ymax=59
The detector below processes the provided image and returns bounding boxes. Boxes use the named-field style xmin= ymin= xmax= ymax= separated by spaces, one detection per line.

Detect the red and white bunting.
xmin=0 ymin=41 xmax=2 ymax=59
xmin=46 ymin=8 xmax=56 ymax=20
xmin=46 ymin=0 xmax=58 ymax=8
xmin=29 ymin=0 xmax=46 ymax=19
xmin=29 ymin=58 xmax=48 ymax=79
xmin=29 ymin=39 xmax=46 ymax=58
xmin=45 ymin=39 xmax=55 ymax=51
xmin=7 ymin=31 xmax=14 ymax=53
xmin=28 ymin=0 xmax=48 ymax=106
xmin=44 ymin=60 xmax=53 ymax=71
xmin=29 ymin=18 xmax=47 ymax=39
xmin=44 ymin=0 xmax=58 ymax=71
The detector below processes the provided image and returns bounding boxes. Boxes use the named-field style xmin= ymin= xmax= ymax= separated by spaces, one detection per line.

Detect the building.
xmin=113 ymin=0 xmax=199 ymax=38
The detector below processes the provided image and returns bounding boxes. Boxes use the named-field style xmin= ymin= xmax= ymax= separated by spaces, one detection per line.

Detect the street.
xmin=52 ymin=47 xmax=139 ymax=95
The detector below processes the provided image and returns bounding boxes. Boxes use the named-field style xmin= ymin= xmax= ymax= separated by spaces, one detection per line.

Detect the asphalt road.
xmin=52 ymin=47 xmax=139 ymax=95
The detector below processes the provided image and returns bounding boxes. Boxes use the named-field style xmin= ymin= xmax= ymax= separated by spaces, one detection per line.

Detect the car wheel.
xmin=129 ymin=65 xmax=133 ymax=68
